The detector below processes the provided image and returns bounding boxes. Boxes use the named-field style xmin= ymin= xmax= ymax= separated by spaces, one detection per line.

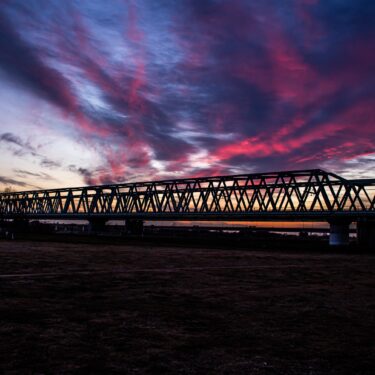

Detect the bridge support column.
xmin=328 ymin=220 xmax=350 ymax=246
xmin=357 ymin=220 xmax=375 ymax=249
xmin=125 ymin=219 xmax=144 ymax=235
xmin=88 ymin=219 xmax=107 ymax=233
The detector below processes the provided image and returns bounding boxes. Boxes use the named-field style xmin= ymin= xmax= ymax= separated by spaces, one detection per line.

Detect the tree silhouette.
xmin=2 ymin=186 xmax=14 ymax=193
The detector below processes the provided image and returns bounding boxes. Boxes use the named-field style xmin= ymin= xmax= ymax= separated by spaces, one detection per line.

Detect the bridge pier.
xmin=125 ymin=219 xmax=144 ymax=235
xmin=88 ymin=219 xmax=107 ymax=233
xmin=357 ymin=220 xmax=375 ymax=249
xmin=328 ymin=220 xmax=351 ymax=246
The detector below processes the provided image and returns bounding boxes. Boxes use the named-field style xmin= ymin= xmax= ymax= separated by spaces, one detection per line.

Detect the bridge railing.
xmin=0 ymin=169 xmax=374 ymax=218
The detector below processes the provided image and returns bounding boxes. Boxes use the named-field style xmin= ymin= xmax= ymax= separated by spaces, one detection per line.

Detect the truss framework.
xmin=0 ymin=169 xmax=374 ymax=221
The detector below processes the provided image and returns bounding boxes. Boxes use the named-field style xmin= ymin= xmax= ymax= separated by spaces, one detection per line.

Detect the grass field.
xmin=0 ymin=240 xmax=374 ymax=374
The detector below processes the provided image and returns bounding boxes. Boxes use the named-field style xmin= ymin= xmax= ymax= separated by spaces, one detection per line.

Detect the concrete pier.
xmin=329 ymin=221 xmax=350 ymax=246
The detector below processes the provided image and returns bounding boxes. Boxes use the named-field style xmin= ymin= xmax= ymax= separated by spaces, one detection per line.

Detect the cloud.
xmin=0 ymin=11 xmax=77 ymax=113
xmin=0 ymin=132 xmax=63 ymax=170
xmin=40 ymin=158 xmax=61 ymax=169
xmin=13 ymin=169 xmax=57 ymax=181
xmin=0 ymin=0 xmax=374 ymax=186
xmin=0 ymin=175 xmax=41 ymax=190
xmin=0 ymin=132 xmax=37 ymax=156
xmin=68 ymin=165 xmax=96 ymax=185
xmin=0 ymin=133 xmax=24 ymax=147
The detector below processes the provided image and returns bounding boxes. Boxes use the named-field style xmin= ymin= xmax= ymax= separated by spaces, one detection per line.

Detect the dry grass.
xmin=0 ymin=240 xmax=374 ymax=374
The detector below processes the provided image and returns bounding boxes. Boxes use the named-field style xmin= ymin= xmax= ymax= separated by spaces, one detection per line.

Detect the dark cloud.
xmin=0 ymin=132 xmax=25 ymax=148
xmin=0 ymin=0 xmax=374 ymax=184
xmin=0 ymin=132 xmax=36 ymax=155
xmin=0 ymin=11 xmax=76 ymax=112
xmin=40 ymin=158 xmax=61 ymax=169
xmin=0 ymin=132 xmax=62 ymax=171
xmin=0 ymin=176 xmax=28 ymax=187
xmin=13 ymin=169 xmax=57 ymax=181
xmin=68 ymin=165 xmax=97 ymax=185
xmin=13 ymin=169 xmax=41 ymax=177
xmin=0 ymin=175 xmax=41 ymax=190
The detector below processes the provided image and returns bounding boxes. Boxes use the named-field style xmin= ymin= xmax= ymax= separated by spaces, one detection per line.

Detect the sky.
xmin=0 ymin=0 xmax=374 ymax=190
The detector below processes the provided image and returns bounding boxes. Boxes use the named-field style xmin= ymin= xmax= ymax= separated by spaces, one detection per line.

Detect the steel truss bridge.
xmin=0 ymin=169 xmax=374 ymax=221
xmin=1 ymin=169 xmax=374 ymax=246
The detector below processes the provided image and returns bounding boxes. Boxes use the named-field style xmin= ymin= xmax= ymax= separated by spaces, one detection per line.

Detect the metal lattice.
xmin=0 ymin=169 xmax=374 ymax=221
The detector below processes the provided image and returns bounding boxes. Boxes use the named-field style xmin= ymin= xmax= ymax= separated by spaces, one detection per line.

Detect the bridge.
xmin=1 ymin=169 xmax=374 ymax=246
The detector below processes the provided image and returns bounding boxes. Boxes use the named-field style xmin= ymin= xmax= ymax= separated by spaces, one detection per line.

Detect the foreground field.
xmin=0 ymin=241 xmax=374 ymax=374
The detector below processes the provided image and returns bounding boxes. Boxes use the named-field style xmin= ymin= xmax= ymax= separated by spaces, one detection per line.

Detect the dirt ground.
xmin=0 ymin=240 xmax=374 ymax=374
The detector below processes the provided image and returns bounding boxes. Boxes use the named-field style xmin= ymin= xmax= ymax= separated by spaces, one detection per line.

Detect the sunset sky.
xmin=0 ymin=0 xmax=374 ymax=190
